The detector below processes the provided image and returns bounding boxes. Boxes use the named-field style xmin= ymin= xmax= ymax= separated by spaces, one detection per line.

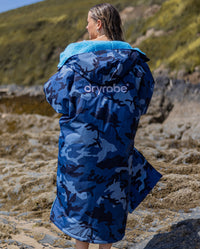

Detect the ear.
xmin=96 ymin=19 xmax=102 ymax=30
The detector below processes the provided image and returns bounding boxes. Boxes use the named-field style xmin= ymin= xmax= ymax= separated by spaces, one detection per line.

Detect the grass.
xmin=124 ymin=0 xmax=200 ymax=73
xmin=0 ymin=0 xmax=137 ymax=85
xmin=0 ymin=0 xmax=199 ymax=85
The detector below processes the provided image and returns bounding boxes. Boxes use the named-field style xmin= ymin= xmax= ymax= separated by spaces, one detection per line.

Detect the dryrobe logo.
xmin=84 ymin=83 xmax=129 ymax=95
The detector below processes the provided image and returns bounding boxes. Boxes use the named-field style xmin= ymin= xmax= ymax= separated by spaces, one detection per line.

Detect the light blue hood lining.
xmin=57 ymin=40 xmax=145 ymax=69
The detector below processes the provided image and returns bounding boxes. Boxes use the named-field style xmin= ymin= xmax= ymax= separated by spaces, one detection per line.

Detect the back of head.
xmin=89 ymin=3 xmax=124 ymax=41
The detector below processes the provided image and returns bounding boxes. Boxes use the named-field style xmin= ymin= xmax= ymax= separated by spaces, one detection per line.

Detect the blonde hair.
xmin=89 ymin=3 xmax=124 ymax=41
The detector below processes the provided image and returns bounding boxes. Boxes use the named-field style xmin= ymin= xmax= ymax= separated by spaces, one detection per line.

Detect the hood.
xmin=66 ymin=48 xmax=149 ymax=86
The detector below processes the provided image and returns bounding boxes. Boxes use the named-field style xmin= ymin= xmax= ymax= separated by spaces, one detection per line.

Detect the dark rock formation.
xmin=143 ymin=219 xmax=200 ymax=249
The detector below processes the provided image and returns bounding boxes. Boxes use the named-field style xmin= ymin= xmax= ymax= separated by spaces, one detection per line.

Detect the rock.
xmin=141 ymin=76 xmax=200 ymax=127
xmin=154 ymin=76 xmax=200 ymax=102
xmin=38 ymin=234 xmax=75 ymax=247
xmin=133 ymin=28 xmax=164 ymax=47
xmin=113 ymin=240 xmax=136 ymax=249
xmin=0 ymin=239 xmax=34 ymax=248
xmin=0 ymin=84 xmax=44 ymax=97
xmin=162 ymin=101 xmax=200 ymax=146
xmin=120 ymin=5 xmax=160 ymax=23
xmin=142 ymin=219 xmax=200 ymax=249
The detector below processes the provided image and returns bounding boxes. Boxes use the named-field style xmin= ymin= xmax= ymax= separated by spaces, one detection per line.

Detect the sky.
xmin=0 ymin=0 xmax=44 ymax=14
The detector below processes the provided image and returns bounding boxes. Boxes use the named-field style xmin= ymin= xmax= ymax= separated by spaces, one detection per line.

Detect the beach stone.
xmin=142 ymin=219 xmax=200 ymax=249
xmin=0 ymin=239 xmax=34 ymax=248
xmin=38 ymin=233 xmax=75 ymax=247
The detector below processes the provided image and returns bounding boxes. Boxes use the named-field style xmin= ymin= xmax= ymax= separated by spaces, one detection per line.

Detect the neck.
xmin=94 ymin=34 xmax=110 ymax=41
xmin=98 ymin=34 xmax=106 ymax=38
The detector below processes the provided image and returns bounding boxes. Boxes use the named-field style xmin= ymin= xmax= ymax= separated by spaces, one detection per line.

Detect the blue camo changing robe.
xmin=44 ymin=40 xmax=162 ymax=243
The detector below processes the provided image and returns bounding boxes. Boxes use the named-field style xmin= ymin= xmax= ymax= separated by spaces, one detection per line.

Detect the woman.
xmin=44 ymin=3 xmax=162 ymax=249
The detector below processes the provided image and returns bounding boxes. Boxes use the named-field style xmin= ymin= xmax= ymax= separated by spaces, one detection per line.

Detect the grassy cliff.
xmin=129 ymin=0 xmax=200 ymax=75
xmin=0 ymin=0 xmax=199 ymax=85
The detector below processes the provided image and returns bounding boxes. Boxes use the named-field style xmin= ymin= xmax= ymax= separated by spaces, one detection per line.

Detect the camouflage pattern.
xmin=44 ymin=44 xmax=162 ymax=244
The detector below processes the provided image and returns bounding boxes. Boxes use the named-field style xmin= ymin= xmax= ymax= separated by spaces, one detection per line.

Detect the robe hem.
xmin=50 ymin=217 xmax=123 ymax=244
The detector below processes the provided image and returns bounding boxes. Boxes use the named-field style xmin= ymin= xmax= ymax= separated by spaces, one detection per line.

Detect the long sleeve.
xmin=137 ymin=61 xmax=155 ymax=115
xmin=43 ymin=65 xmax=74 ymax=115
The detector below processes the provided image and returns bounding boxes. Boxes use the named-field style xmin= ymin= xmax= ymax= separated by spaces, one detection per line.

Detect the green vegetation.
xmin=126 ymin=0 xmax=200 ymax=72
xmin=0 ymin=0 xmax=199 ymax=85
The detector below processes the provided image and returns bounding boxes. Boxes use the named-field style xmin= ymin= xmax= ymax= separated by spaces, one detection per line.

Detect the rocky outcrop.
xmin=144 ymin=219 xmax=200 ymax=249
xmin=127 ymin=218 xmax=200 ymax=249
